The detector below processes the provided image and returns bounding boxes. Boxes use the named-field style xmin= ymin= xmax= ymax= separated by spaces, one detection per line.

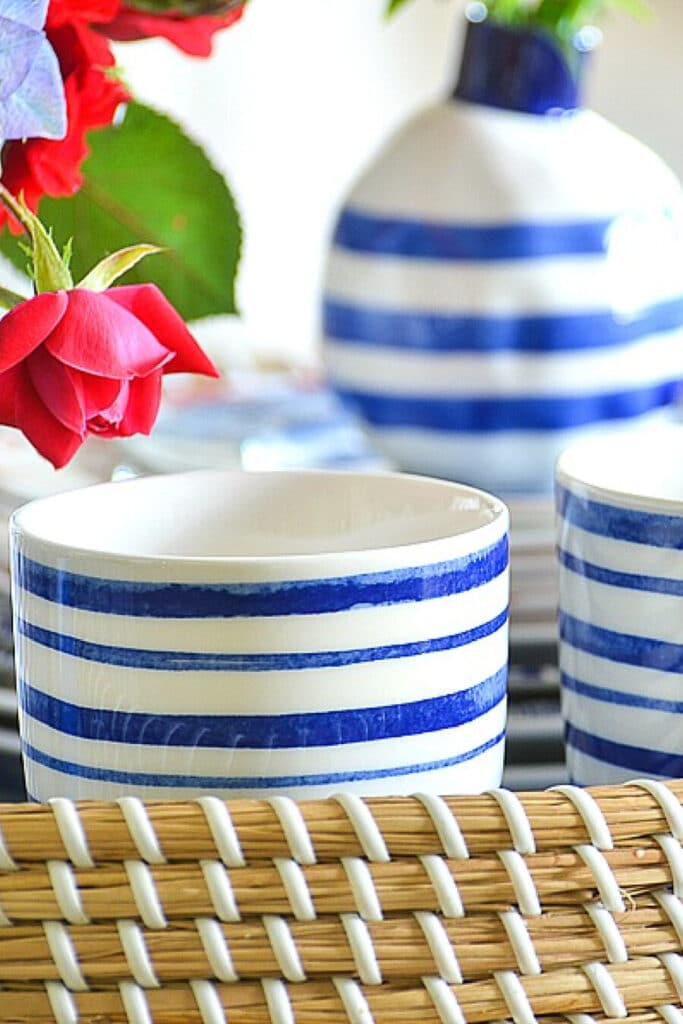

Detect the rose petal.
xmin=78 ymin=371 xmax=124 ymax=420
xmin=44 ymin=288 xmax=174 ymax=378
xmin=0 ymin=290 xmax=68 ymax=373
xmin=26 ymin=346 xmax=85 ymax=433
xmin=116 ymin=371 xmax=163 ymax=436
xmin=87 ymin=379 xmax=130 ymax=435
xmin=15 ymin=361 xmax=84 ymax=467
xmin=106 ymin=284 xmax=219 ymax=377
xmin=0 ymin=365 xmax=20 ymax=427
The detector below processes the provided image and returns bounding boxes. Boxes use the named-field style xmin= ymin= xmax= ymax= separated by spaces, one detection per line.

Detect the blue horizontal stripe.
xmin=18 ymin=608 xmax=507 ymax=672
xmin=561 ymin=671 xmax=683 ymax=713
xmin=18 ymin=668 xmax=506 ymax=749
xmin=333 ymin=209 xmax=612 ymax=260
xmin=323 ymin=297 xmax=683 ymax=353
xmin=565 ymin=723 xmax=682 ymax=778
xmin=557 ymin=485 xmax=683 ymax=549
xmin=559 ymin=612 xmax=683 ymax=673
xmin=559 ymin=549 xmax=683 ymax=597
xmin=336 ymin=382 xmax=681 ymax=433
xmin=21 ymin=731 xmax=505 ymax=790
xmin=13 ymin=535 xmax=507 ymax=618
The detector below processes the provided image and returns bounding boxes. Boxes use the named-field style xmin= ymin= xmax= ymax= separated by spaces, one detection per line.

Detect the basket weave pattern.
xmin=0 ymin=782 xmax=682 ymax=1023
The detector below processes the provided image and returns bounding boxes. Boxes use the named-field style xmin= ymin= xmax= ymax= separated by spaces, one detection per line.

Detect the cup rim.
xmin=10 ymin=468 xmax=509 ymax=576
xmin=555 ymin=425 xmax=683 ymax=516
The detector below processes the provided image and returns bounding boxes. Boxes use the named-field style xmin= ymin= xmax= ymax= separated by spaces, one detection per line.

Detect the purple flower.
xmin=0 ymin=0 xmax=66 ymax=142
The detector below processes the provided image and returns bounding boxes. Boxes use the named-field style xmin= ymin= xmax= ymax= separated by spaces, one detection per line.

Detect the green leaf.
xmin=78 ymin=243 xmax=163 ymax=291
xmin=0 ymin=285 xmax=27 ymax=309
xmin=0 ymin=185 xmax=73 ymax=293
xmin=385 ymin=0 xmax=413 ymax=15
xmin=0 ymin=102 xmax=242 ymax=321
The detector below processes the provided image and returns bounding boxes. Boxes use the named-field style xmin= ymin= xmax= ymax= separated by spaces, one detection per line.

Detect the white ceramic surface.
xmin=10 ymin=469 xmax=509 ymax=800
xmin=556 ymin=424 xmax=683 ymax=784
xmin=322 ymin=98 xmax=683 ymax=496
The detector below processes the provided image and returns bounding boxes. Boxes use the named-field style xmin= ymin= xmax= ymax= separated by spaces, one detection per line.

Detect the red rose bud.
xmin=0 ymin=189 xmax=218 ymax=468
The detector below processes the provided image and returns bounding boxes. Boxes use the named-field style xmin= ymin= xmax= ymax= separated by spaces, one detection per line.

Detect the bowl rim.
xmin=10 ymin=468 xmax=509 ymax=579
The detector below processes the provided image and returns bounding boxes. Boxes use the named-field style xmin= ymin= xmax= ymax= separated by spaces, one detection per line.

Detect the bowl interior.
xmin=13 ymin=470 xmax=504 ymax=560
xmin=556 ymin=424 xmax=683 ymax=510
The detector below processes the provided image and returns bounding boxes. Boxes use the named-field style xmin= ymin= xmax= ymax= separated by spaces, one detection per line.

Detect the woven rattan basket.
xmin=1 ymin=781 xmax=683 ymax=1023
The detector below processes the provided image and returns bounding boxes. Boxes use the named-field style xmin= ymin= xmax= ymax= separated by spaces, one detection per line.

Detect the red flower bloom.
xmin=101 ymin=3 xmax=244 ymax=57
xmin=0 ymin=285 xmax=218 ymax=468
xmin=0 ymin=16 xmax=128 ymax=231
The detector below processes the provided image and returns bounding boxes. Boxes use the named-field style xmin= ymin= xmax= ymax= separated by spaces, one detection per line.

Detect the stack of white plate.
xmin=507 ymin=494 xmax=558 ymax=652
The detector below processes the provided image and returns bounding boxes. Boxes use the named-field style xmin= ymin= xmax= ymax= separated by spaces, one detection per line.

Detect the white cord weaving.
xmin=419 ymin=854 xmax=465 ymax=918
xmin=334 ymin=793 xmax=390 ymax=863
xmin=195 ymin=916 xmax=238 ymax=983
xmin=488 ymin=789 xmax=536 ymax=855
xmin=197 ymin=796 xmax=245 ymax=867
xmin=423 ymin=976 xmax=466 ymax=1024
xmin=190 ymin=978 xmax=227 ymax=1024
xmin=333 ymin=976 xmax=376 ymax=1024
xmin=494 ymin=969 xmax=537 ymax=1024
xmin=117 ymin=919 xmax=160 ymax=988
xmin=550 ymin=787 xmax=613 ymax=850
xmin=413 ymin=793 xmax=469 ymax=859
xmin=582 ymin=962 xmax=627 ymax=1018
xmin=497 ymin=849 xmax=541 ymax=916
xmin=201 ymin=859 xmax=241 ymax=922
xmin=266 ymin=797 xmax=316 ymax=865
xmin=117 ymin=798 xmax=166 ymax=864
xmin=414 ymin=910 xmax=462 ymax=983
xmin=124 ymin=860 xmax=167 ymax=929
xmin=261 ymin=977 xmax=295 ymax=1024
xmin=45 ymin=981 xmax=78 ymax=1024
xmin=48 ymin=799 xmax=94 ymax=869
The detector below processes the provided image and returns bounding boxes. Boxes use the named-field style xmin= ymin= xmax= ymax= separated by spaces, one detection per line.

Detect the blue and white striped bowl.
xmin=323 ymin=98 xmax=683 ymax=495
xmin=557 ymin=425 xmax=683 ymax=784
xmin=10 ymin=469 xmax=509 ymax=801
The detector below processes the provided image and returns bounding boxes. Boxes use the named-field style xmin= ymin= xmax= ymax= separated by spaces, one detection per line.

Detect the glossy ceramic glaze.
xmin=322 ymin=17 xmax=683 ymax=496
xmin=556 ymin=425 xmax=683 ymax=783
xmin=10 ymin=469 xmax=509 ymax=800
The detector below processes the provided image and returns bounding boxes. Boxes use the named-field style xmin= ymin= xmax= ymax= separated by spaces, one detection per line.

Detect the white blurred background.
xmin=117 ymin=0 xmax=683 ymax=364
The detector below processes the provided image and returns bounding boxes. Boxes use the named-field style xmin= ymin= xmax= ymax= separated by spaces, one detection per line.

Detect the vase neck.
xmin=453 ymin=16 xmax=588 ymax=116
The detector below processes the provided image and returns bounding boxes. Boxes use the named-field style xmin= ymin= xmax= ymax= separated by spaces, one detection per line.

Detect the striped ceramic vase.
xmin=322 ymin=14 xmax=683 ymax=496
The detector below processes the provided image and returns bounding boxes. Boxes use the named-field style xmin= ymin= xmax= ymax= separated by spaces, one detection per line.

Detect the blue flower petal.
xmin=2 ymin=37 xmax=67 ymax=141
xmin=0 ymin=16 xmax=41 ymax=101
xmin=0 ymin=0 xmax=48 ymax=32
xmin=0 ymin=1 xmax=66 ymax=143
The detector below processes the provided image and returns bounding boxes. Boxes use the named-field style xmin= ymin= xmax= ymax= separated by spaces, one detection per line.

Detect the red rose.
xmin=0 ymin=285 xmax=218 ymax=468
xmin=101 ymin=4 xmax=244 ymax=57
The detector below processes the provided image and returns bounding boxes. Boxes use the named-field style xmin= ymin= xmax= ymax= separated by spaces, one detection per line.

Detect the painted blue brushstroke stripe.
xmin=323 ymin=297 xmax=683 ymax=353
xmin=18 ymin=668 xmax=506 ymax=749
xmin=559 ymin=612 xmax=683 ymax=673
xmin=565 ymin=723 xmax=682 ymax=778
xmin=336 ymin=382 xmax=681 ymax=433
xmin=559 ymin=549 xmax=683 ymax=597
xmin=333 ymin=209 xmax=612 ymax=260
xmin=21 ymin=731 xmax=505 ymax=790
xmin=561 ymin=671 xmax=683 ymax=713
xmin=557 ymin=485 xmax=683 ymax=549
xmin=14 ymin=535 xmax=508 ymax=618
xmin=18 ymin=608 xmax=508 ymax=672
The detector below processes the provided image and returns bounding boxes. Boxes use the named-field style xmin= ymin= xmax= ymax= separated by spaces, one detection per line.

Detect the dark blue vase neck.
xmin=453 ymin=15 xmax=588 ymax=115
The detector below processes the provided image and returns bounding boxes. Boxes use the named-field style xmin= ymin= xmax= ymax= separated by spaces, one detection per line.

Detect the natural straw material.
xmin=0 ymin=895 xmax=679 ymax=984
xmin=0 ymin=783 xmax=682 ymax=863
xmin=0 ymin=781 xmax=682 ymax=1024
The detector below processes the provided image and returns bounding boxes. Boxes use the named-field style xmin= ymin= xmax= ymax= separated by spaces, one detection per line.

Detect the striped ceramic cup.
xmin=557 ymin=424 xmax=683 ymax=784
xmin=10 ymin=469 xmax=509 ymax=801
